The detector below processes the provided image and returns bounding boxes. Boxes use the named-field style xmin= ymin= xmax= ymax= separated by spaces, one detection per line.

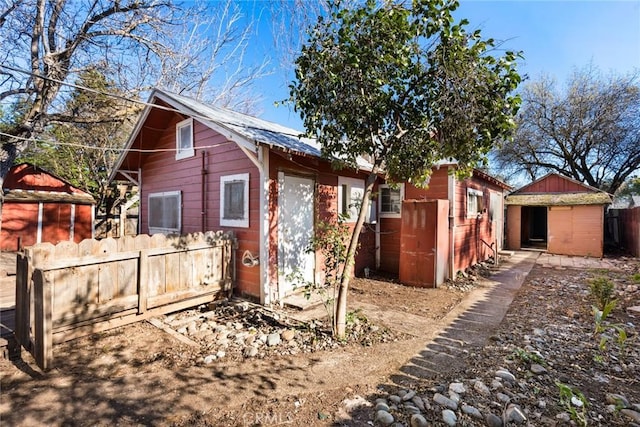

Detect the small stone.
xmin=474 ymin=381 xmax=491 ymax=396
xmin=389 ymin=395 xmax=402 ymax=404
xmin=402 ymin=390 xmax=417 ymax=401
xmin=530 ymin=363 xmax=547 ymax=375
xmin=449 ymin=382 xmax=466 ymax=394
xmin=397 ymin=390 xmax=408 ymax=398
xmin=404 ymin=405 xmax=422 ymax=415
xmin=571 ymin=396 xmax=584 ymax=407
xmin=203 ymin=354 xmax=216 ymax=364
xmin=496 ymin=392 xmax=511 ymax=403
xmin=485 ymin=413 xmax=503 ymax=427
xmin=375 ymin=402 xmax=390 ymax=412
xmin=374 ymin=410 xmax=394 ymax=426
xmin=491 ymin=379 xmax=503 ymax=390
xmin=606 ymin=393 xmax=630 ymax=408
xmin=448 ymin=391 xmax=460 ymax=404
xmin=537 ymin=400 xmax=547 ymax=409
xmin=411 ymin=396 xmax=425 ymax=411
xmin=433 ymin=393 xmax=458 ymax=411
xmin=506 ymin=404 xmax=527 ymax=424
xmin=267 ymin=333 xmax=281 ymax=346
xmin=442 ymin=409 xmax=457 ymax=426
xmin=244 ymin=346 xmax=258 ymax=358
xmin=215 ymin=350 xmax=225 ymax=359
xmin=410 ymin=414 xmax=428 ymax=427
xmin=281 ymin=329 xmax=296 ymax=341
xmin=621 ymin=409 xmax=640 ymax=423
xmin=495 ymin=369 xmax=516 ymax=382
xmin=556 ymin=412 xmax=571 ymax=422
xmin=461 ymin=404 xmax=482 ymax=419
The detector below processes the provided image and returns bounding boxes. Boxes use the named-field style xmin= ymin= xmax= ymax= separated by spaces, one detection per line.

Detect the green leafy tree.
xmin=17 ymin=68 xmax=135 ymax=217
xmin=289 ymin=0 xmax=522 ymax=338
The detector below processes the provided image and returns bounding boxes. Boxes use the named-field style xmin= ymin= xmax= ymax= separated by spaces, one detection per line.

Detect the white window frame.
xmin=467 ymin=188 xmax=484 ymax=218
xmin=148 ymin=191 xmax=181 ymax=234
xmin=379 ymin=184 xmax=404 ymax=218
xmin=220 ymin=173 xmax=250 ymax=228
xmin=337 ymin=177 xmax=365 ymax=223
xmin=175 ymin=118 xmax=194 ymax=160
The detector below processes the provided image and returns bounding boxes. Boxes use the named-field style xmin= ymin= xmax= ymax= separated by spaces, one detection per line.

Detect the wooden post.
xmin=138 ymin=249 xmax=148 ymax=314
xmin=33 ymin=269 xmax=53 ymax=370
xmin=14 ymin=252 xmax=30 ymax=349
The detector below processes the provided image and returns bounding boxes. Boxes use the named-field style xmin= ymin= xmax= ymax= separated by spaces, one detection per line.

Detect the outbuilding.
xmin=505 ymin=173 xmax=611 ymax=258
xmin=0 ymin=163 xmax=95 ymax=251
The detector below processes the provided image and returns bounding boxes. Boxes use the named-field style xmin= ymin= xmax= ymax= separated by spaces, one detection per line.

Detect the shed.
xmin=505 ymin=173 xmax=611 ymax=257
xmin=1 ymin=163 xmax=95 ymax=251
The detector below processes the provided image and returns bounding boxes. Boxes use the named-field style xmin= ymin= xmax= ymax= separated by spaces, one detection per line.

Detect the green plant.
xmin=632 ymin=273 xmax=640 ymax=284
xmin=512 ymin=347 xmax=545 ymax=365
xmin=592 ymin=300 xmax=630 ymax=359
xmin=589 ymin=276 xmax=616 ymax=311
xmin=556 ymin=381 xmax=588 ymax=426
xmin=592 ymin=300 xmax=617 ymax=334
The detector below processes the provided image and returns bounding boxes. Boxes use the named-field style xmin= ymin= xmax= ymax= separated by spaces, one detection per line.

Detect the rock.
xmin=506 ymin=404 xmax=527 ymax=424
xmin=448 ymin=391 xmax=460 ymax=404
xmin=374 ymin=410 xmax=394 ymax=426
xmin=410 ymin=414 xmax=428 ymax=427
xmin=402 ymin=390 xmax=417 ymax=401
xmin=442 ymin=409 xmax=457 ymax=426
xmin=244 ymin=346 xmax=258 ymax=358
xmin=411 ymin=395 xmax=425 ymax=411
xmin=530 ymin=363 xmax=547 ymax=374
xmin=215 ymin=350 xmax=226 ymax=359
xmin=389 ymin=395 xmax=402 ymax=404
xmin=404 ymin=404 xmax=421 ymax=415
xmin=490 ymin=379 xmax=503 ymax=390
xmin=267 ymin=333 xmax=281 ymax=346
xmin=474 ymin=380 xmax=491 ymax=396
xmin=461 ymin=404 xmax=482 ymax=419
xmin=449 ymin=382 xmax=466 ymax=394
xmin=203 ymin=354 xmax=216 ymax=364
xmin=495 ymin=369 xmax=516 ymax=382
xmin=281 ymin=329 xmax=296 ymax=341
xmin=606 ymin=393 xmax=630 ymax=408
xmin=627 ymin=306 xmax=640 ymax=314
xmin=621 ymin=409 xmax=640 ymax=423
xmin=433 ymin=393 xmax=458 ymax=411
xmin=496 ymin=392 xmax=511 ymax=404
xmin=485 ymin=413 xmax=503 ymax=427
xmin=375 ymin=402 xmax=390 ymax=412
xmin=397 ymin=389 xmax=408 ymax=398
xmin=556 ymin=412 xmax=571 ymax=422
xmin=571 ymin=396 xmax=584 ymax=407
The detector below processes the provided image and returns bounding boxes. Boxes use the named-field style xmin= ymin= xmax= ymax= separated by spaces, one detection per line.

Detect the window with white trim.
xmin=148 ymin=191 xmax=181 ymax=234
xmin=220 ymin=173 xmax=249 ymax=228
xmin=175 ymin=118 xmax=194 ymax=160
xmin=337 ymin=177 xmax=364 ymax=222
xmin=467 ymin=188 xmax=485 ymax=217
xmin=379 ymin=184 xmax=403 ymax=217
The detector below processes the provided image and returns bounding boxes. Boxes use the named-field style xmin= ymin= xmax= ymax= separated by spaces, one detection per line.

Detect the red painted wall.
xmin=517 ymin=174 xmax=593 ymax=194
xmin=0 ymin=203 xmax=39 ymax=250
xmin=619 ymin=207 xmax=640 ymax=257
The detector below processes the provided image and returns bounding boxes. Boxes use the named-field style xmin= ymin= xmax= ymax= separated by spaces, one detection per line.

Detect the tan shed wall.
xmin=547 ymin=205 xmax=604 ymax=257
xmin=506 ymin=205 xmax=521 ymax=251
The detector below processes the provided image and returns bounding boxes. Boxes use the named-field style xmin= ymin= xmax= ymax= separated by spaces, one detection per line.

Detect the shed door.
xmin=278 ymin=174 xmax=315 ymax=298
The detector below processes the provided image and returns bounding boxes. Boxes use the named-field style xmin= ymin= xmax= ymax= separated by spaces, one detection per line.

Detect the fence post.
xmin=33 ymin=269 xmax=53 ymax=370
xmin=138 ymin=249 xmax=148 ymax=314
xmin=14 ymin=252 xmax=30 ymax=350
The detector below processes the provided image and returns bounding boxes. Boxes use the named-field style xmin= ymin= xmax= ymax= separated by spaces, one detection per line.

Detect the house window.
xmin=379 ymin=184 xmax=403 ymax=217
xmin=220 ymin=173 xmax=249 ymax=228
xmin=175 ymin=118 xmax=194 ymax=160
xmin=337 ymin=177 xmax=364 ymax=222
xmin=148 ymin=191 xmax=181 ymax=234
xmin=467 ymin=188 xmax=484 ymax=217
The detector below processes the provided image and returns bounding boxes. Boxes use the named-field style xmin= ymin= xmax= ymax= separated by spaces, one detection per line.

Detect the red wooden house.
xmin=505 ymin=173 xmax=611 ymax=257
xmin=1 ymin=163 xmax=95 ymax=251
xmin=110 ymin=89 xmax=376 ymax=304
xmin=377 ymin=166 xmax=511 ymax=287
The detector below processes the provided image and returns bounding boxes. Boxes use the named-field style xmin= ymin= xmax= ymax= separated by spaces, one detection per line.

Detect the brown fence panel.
xmin=15 ymin=231 xmax=235 ymax=370
xmin=619 ymin=207 xmax=640 ymax=257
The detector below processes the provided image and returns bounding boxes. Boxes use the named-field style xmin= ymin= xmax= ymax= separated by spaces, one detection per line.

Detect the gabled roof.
xmin=3 ymin=163 xmax=95 ymax=204
xmin=110 ymin=89 xmax=372 ymax=182
xmin=506 ymin=172 xmax=611 ymax=206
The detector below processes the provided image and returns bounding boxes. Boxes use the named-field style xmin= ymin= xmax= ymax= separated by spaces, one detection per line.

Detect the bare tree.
xmin=493 ymin=65 xmax=640 ymax=193
xmin=0 ymin=0 xmax=270 ymax=190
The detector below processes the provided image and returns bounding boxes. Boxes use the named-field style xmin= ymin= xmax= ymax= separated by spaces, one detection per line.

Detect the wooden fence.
xmin=15 ymin=231 xmax=235 ymax=370
xmin=619 ymin=207 xmax=640 ymax=257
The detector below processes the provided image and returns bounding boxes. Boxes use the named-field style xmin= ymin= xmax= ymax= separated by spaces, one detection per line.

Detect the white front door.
xmin=278 ymin=174 xmax=315 ymax=298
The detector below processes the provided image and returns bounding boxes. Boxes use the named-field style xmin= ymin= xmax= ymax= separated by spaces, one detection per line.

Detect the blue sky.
xmin=253 ymin=1 xmax=640 ymax=131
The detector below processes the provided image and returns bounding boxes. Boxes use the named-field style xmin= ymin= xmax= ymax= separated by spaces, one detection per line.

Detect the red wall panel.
xmin=0 ymin=203 xmax=39 ymax=250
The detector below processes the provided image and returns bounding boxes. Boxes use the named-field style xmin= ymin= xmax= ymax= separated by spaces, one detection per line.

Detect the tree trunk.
xmin=334 ymin=168 xmax=379 ymax=338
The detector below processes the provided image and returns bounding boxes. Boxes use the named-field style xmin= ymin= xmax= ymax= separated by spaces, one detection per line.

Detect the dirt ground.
xmin=1 ymin=256 xmax=638 ymax=426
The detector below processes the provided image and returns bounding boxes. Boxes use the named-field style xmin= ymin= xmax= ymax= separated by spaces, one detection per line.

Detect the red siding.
xmin=619 ymin=207 xmax=640 ymax=257
xmin=0 ymin=203 xmax=39 ymax=250
xmin=517 ymin=174 xmax=593 ymax=194
xmin=404 ymin=167 xmax=450 ymax=200
xmin=42 ymin=203 xmax=71 ymax=243
xmin=139 ymin=118 xmax=261 ymax=299
xmin=73 ymin=204 xmax=94 ymax=242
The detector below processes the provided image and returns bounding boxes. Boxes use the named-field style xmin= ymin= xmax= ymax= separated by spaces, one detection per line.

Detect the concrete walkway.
xmin=389 ymin=251 xmax=539 ymax=385
xmin=536 ymin=252 xmax=620 ymax=270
